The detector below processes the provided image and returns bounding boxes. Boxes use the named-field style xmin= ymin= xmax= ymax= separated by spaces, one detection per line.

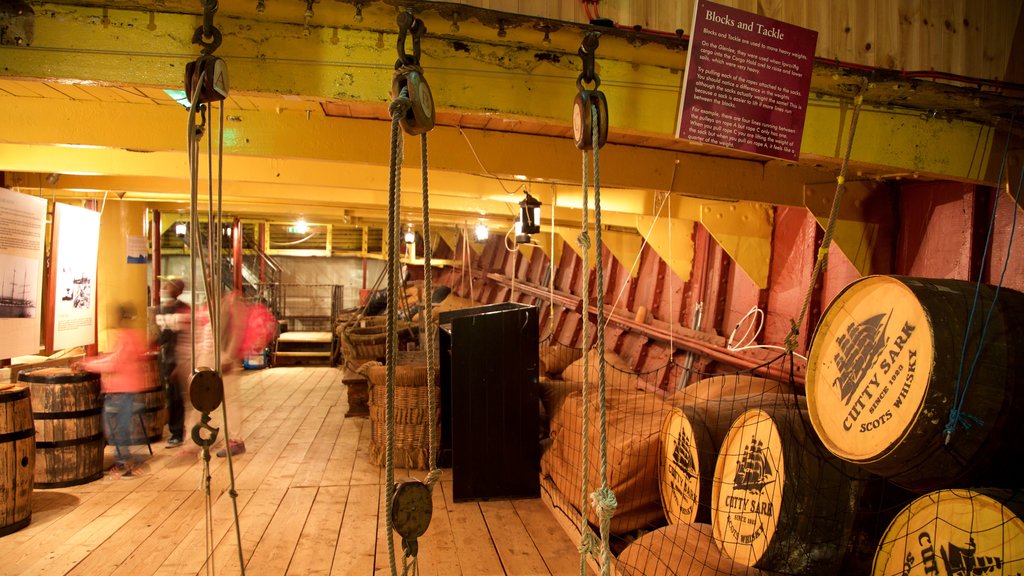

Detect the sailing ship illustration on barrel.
xmin=830 ymin=312 xmax=891 ymax=405
xmin=939 ymin=537 xmax=1002 ymax=576
xmin=0 ymin=267 xmax=35 ymax=318
xmin=669 ymin=427 xmax=697 ymax=481
xmin=733 ymin=437 xmax=773 ymax=493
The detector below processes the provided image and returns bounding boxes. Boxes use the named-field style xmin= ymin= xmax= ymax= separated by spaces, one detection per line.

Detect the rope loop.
xmin=577 ymin=531 xmax=600 ymax=558
xmin=944 ymin=409 xmax=984 ymax=445
xmin=576 ymin=230 xmax=591 ymax=250
xmin=389 ymin=89 xmax=413 ymax=118
xmin=590 ymin=486 xmax=618 ymax=522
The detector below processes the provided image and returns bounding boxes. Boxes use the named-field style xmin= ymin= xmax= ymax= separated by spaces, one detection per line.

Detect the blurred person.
xmin=155 ymin=278 xmax=192 ymax=448
xmin=197 ymin=288 xmax=249 ymax=458
xmin=82 ymin=303 xmax=150 ymax=476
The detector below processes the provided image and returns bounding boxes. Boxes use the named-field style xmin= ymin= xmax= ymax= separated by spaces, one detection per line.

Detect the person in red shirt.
xmin=82 ymin=303 xmax=150 ymax=476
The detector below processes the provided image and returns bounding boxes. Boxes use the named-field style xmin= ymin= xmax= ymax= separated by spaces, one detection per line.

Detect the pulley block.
xmin=185 ymin=53 xmax=229 ymax=104
xmin=392 ymin=67 xmax=435 ymax=136
xmin=573 ymin=87 xmax=608 ymax=151
xmin=189 ymin=367 xmax=225 ymax=413
xmin=391 ymin=478 xmax=433 ymax=557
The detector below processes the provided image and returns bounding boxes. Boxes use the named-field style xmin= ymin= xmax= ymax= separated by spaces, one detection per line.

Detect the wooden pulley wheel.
xmin=391 ymin=478 xmax=432 ymax=546
xmin=189 ymin=368 xmax=224 ymax=413
xmin=392 ymin=69 xmax=435 ymax=136
xmin=572 ymin=89 xmax=608 ymax=150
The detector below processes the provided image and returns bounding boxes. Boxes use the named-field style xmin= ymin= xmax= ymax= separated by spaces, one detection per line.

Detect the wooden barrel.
xmin=660 ymin=406 xmax=715 ymax=524
xmin=806 ymin=275 xmax=1024 ymax=492
xmin=0 ymin=386 xmax=35 ymax=536
xmin=617 ymin=522 xmax=778 ymax=576
xmin=872 ymin=489 xmax=1024 ymax=576
xmin=103 ymin=384 xmax=166 ymax=445
xmin=19 ymin=368 xmax=104 ymax=488
xmin=712 ymin=406 xmax=861 ymax=573
xmin=661 ymin=394 xmax=805 ymax=526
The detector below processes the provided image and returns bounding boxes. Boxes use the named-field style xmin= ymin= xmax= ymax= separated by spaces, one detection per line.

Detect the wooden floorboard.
xmin=0 ymin=366 xmax=583 ymax=575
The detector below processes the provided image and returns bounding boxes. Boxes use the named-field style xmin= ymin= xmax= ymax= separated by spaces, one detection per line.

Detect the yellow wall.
xmin=96 ymin=200 xmax=149 ymax=351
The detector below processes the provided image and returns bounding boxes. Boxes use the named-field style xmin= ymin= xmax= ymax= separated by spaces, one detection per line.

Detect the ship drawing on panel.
xmin=0 ymin=266 xmax=36 ymax=318
xmin=669 ymin=426 xmax=697 ymax=481
xmin=940 ymin=538 xmax=1003 ymax=576
xmin=831 ymin=312 xmax=891 ymax=405
xmin=733 ymin=437 xmax=773 ymax=494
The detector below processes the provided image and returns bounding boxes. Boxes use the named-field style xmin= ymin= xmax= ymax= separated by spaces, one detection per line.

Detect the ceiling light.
xmin=474 ymin=223 xmax=489 ymax=242
xmin=174 ymin=222 xmax=187 ymax=237
xmin=291 ymin=218 xmax=309 ymax=234
xmin=404 ymin=229 xmax=416 ymax=244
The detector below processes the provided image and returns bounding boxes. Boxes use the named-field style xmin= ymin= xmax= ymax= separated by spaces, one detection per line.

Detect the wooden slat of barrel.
xmin=19 ymin=368 xmax=104 ymax=488
xmin=0 ymin=386 xmax=34 ymax=536
xmin=711 ymin=407 xmax=861 ymax=574
xmin=806 ymin=275 xmax=1024 ymax=492
xmin=872 ymin=489 xmax=1024 ymax=576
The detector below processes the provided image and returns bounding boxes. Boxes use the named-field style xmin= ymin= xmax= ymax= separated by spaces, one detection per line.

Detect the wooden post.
xmin=151 ymin=209 xmax=161 ymax=307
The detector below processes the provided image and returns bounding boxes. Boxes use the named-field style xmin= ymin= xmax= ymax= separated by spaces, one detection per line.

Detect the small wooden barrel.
xmin=660 ymin=406 xmax=715 ymax=524
xmin=872 ymin=489 xmax=1024 ymax=576
xmin=105 ymin=385 xmax=166 ymax=445
xmin=0 ymin=386 xmax=35 ymax=536
xmin=712 ymin=406 xmax=861 ymax=573
xmin=19 ymin=368 xmax=104 ymax=488
xmin=806 ymin=276 xmax=1024 ymax=492
xmin=661 ymin=394 xmax=806 ymax=525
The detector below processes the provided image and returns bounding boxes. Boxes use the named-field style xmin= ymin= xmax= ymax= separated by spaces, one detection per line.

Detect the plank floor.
xmin=0 ymin=367 xmax=583 ymax=576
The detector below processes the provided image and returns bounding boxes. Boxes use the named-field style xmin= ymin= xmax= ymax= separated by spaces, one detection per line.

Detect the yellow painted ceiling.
xmin=0 ymin=0 xmax=1021 ymax=240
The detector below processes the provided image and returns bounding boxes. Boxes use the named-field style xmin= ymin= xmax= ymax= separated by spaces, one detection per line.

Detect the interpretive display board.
xmin=0 ymin=188 xmax=47 ymax=359
xmin=677 ymin=0 xmax=817 ymax=161
xmin=50 ymin=203 xmax=100 ymax=351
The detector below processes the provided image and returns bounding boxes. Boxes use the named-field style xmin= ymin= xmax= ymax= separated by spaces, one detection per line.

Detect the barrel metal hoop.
xmin=35 ymin=471 xmax=104 ymax=489
xmin=0 ymin=516 xmax=31 ymax=538
xmin=0 ymin=428 xmax=34 ymax=443
xmin=19 ymin=372 xmax=97 ymax=384
xmin=33 ymin=407 xmax=103 ymax=420
xmin=36 ymin=432 xmax=104 ymax=448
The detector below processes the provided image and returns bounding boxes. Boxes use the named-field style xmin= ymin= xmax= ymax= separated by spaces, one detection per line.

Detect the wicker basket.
xmin=364 ymin=363 xmax=440 ymax=470
xmin=341 ymin=326 xmax=387 ymax=362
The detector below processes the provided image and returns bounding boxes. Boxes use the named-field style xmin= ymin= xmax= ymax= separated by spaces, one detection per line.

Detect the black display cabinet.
xmin=438 ymin=302 xmax=540 ymax=501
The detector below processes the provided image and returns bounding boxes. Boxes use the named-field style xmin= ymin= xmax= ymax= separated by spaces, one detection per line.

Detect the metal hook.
xmin=577 ymin=31 xmax=601 ymax=88
xmin=191 ymin=24 xmax=222 ymax=55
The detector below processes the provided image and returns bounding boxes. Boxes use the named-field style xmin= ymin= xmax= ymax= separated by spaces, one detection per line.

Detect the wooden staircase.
xmin=272 ymin=331 xmax=334 ymax=366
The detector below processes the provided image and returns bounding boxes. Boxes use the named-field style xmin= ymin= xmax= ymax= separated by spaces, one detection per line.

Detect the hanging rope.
xmin=575 ymin=141 xmax=596 ymax=576
xmin=572 ymin=30 xmax=615 ymax=576
xmin=589 ymin=102 xmax=617 ymax=576
xmin=944 ymin=113 xmax=1019 ymax=444
xmin=384 ymin=84 xmax=408 ymax=576
xmin=185 ymin=9 xmax=246 ymax=570
xmin=384 ymin=12 xmax=436 ymax=576
xmin=784 ymin=88 xmax=866 ymax=353
xmin=420 ymin=126 xmax=442 ymax=491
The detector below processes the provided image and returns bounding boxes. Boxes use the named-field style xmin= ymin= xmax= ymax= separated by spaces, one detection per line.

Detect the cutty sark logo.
xmin=904 ymin=534 xmax=1005 ymax=576
xmin=670 ymin=427 xmax=696 ymax=480
xmin=831 ymin=312 xmax=891 ymax=405
xmin=733 ymin=437 xmax=773 ymax=493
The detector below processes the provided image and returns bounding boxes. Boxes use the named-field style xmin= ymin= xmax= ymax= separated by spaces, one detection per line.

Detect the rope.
xmin=420 ymin=130 xmax=442 ymax=490
xmin=576 ymin=143 xmax=593 ymax=576
xmin=385 ymin=88 xmax=412 ymax=576
xmin=944 ymin=114 xmax=1019 ymax=444
xmin=589 ymin=103 xmax=616 ymax=576
xmin=785 ymin=90 xmax=865 ymax=353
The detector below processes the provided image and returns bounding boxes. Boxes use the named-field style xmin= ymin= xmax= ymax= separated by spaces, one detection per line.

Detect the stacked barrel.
xmin=636 ymin=276 xmax=1024 ymax=575
xmin=806 ymin=276 xmax=1024 ymax=575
